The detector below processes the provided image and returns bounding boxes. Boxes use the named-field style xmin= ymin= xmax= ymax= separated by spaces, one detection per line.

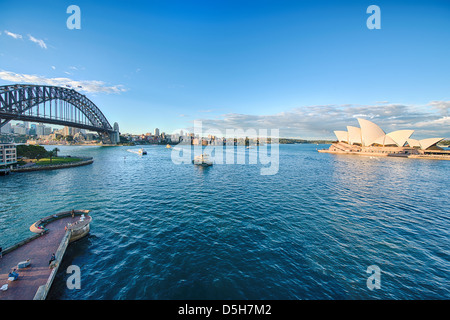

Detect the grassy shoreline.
xmin=34 ymin=157 xmax=83 ymax=166
xmin=18 ymin=156 xmax=83 ymax=166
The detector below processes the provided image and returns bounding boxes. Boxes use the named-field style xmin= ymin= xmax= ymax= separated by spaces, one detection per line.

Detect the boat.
xmin=166 ymin=144 xmax=172 ymax=149
xmin=192 ymin=153 xmax=213 ymax=166
xmin=127 ymin=148 xmax=147 ymax=155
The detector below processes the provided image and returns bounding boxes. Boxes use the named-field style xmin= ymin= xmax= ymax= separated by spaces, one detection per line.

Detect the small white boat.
xmin=127 ymin=148 xmax=147 ymax=155
xmin=192 ymin=153 xmax=213 ymax=166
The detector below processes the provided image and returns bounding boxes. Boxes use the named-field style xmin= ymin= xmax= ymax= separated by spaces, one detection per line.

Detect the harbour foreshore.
xmin=12 ymin=157 xmax=94 ymax=173
xmin=0 ymin=210 xmax=91 ymax=300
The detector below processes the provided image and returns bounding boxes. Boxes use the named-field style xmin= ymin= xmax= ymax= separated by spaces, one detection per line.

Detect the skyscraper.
xmin=63 ymin=126 xmax=73 ymax=136
xmin=154 ymin=128 xmax=160 ymax=136
xmin=30 ymin=124 xmax=37 ymax=136
xmin=13 ymin=124 xmax=27 ymax=135
xmin=0 ymin=123 xmax=12 ymax=134
xmin=36 ymin=123 xmax=46 ymax=136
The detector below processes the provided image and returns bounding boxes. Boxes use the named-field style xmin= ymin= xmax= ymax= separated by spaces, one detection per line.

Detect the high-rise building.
xmin=44 ymin=126 xmax=52 ymax=135
xmin=13 ymin=124 xmax=27 ymax=135
xmin=63 ymin=126 xmax=74 ymax=136
xmin=154 ymin=128 xmax=160 ymax=136
xmin=36 ymin=123 xmax=46 ymax=136
xmin=23 ymin=122 xmax=29 ymax=133
xmin=29 ymin=124 xmax=37 ymax=136
xmin=0 ymin=123 xmax=12 ymax=134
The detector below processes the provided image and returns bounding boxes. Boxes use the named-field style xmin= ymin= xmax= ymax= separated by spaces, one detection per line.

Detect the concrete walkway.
xmin=0 ymin=215 xmax=80 ymax=300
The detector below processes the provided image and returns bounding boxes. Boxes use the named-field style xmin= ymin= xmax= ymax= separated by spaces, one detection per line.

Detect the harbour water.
xmin=0 ymin=144 xmax=449 ymax=299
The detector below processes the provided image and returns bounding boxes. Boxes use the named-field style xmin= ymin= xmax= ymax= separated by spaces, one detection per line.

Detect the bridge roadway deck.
xmin=0 ymin=215 xmax=80 ymax=300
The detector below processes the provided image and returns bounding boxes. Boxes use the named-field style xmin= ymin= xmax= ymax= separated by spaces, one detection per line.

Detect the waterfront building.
xmin=0 ymin=143 xmax=17 ymax=167
xmin=73 ymin=132 xmax=86 ymax=141
xmin=320 ymin=119 xmax=449 ymax=159
xmin=86 ymin=133 xmax=98 ymax=141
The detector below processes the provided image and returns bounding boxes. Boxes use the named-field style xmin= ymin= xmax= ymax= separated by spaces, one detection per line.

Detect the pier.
xmin=0 ymin=210 xmax=91 ymax=300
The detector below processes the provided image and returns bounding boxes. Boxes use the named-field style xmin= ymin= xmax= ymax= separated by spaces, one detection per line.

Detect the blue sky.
xmin=1 ymin=0 xmax=449 ymax=138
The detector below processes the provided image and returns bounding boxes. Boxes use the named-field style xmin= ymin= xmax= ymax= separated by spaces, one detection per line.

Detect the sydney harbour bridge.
xmin=0 ymin=84 xmax=119 ymax=144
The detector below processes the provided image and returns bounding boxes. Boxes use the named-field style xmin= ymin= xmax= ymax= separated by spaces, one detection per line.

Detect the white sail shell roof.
xmin=347 ymin=126 xmax=362 ymax=145
xmin=386 ymin=130 xmax=414 ymax=147
xmin=407 ymin=138 xmax=421 ymax=147
xmin=334 ymin=130 xmax=348 ymax=143
xmin=357 ymin=118 xmax=386 ymax=146
xmin=419 ymin=138 xmax=444 ymax=150
xmin=372 ymin=134 xmax=398 ymax=146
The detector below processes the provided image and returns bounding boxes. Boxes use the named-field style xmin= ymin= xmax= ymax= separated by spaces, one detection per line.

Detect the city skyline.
xmin=0 ymin=0 xmax=449 ymax=139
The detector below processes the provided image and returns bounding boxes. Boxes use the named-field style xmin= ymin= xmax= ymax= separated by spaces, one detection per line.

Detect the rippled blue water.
xmin=1 ymin=144 xmax=449 ymax=299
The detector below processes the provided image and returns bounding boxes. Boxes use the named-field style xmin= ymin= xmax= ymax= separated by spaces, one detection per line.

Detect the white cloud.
xmin=28 ymin=34 xmax=47 ymax=49
xmin=0 ymin=70 xmax=127 ymax=94
xmin=428 ymin=100 xmax=450 ymax=116
xmin=4 ymin=30 xmax=22 ymax=39
xmin=196 ymin=103 xmax=450 ymax=139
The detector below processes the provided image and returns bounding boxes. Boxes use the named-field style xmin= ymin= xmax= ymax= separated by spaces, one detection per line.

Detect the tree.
xmin=48 ymin=150 xmax=55 ymax=163
xmin=16 ymin=145 xmax=50 ymax=159
xmin=52 ymin=147 xmax=60 ymax=157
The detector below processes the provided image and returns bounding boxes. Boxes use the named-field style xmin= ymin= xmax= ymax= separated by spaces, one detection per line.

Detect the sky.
xmin=0 ymin=0 xmax=449 ymax=139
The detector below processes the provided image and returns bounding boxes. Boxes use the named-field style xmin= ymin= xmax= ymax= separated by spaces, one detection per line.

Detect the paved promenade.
xmin=0 ymin=215 xmax=80 ymax=300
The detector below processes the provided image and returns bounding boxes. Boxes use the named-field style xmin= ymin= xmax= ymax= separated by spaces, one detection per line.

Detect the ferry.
xmin=192 ymin=154 xmax=213 ymax=166
xmin=127 ymin=148 xmax=147 ymax=155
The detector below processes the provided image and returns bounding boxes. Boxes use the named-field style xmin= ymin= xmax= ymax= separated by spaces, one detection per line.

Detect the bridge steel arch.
xmin=0 ymin=84 xmax=118 ymax=143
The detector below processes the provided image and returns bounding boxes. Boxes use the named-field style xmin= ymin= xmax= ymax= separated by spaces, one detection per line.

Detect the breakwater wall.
xmin=13 ymin=157 xmax=94 ymax=173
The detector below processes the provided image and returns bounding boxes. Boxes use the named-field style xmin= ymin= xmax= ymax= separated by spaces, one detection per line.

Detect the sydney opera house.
xmin=319 ymin=118 xmax=449 ymax=160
